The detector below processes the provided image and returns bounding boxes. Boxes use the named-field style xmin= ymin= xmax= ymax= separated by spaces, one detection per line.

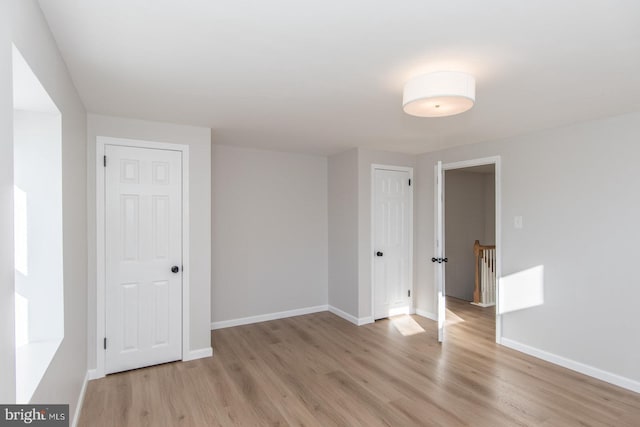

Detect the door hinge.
xmin=103 ymin=155 xmax=107 ymax=167
xmin=408 ymin=290 xmax=411 ymax=297
xmin=103 ymin=337 xmax=107 ymax=350
xmin=408 ymin=178 xmax=412 ymax=186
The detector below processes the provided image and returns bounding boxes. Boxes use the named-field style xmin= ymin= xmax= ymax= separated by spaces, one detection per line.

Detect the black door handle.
xmin=376 ymin=251 xmax=384 ymax=257
xmin=431 ymin=257 xmax=448 ymax=263
xmin=171 ymin=266 xmax=180 ymax=273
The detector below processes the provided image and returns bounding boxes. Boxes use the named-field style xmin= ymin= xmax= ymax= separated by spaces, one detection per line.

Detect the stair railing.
xmin=473 ymin=240 xmax=496 ymax=306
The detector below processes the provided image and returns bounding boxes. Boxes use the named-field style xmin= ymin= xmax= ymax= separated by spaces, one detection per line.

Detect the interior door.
xmin=373 ymin=168 xmax=412 ymax=320
xmin=105 ymin=144 xmax=183 ymax=374
xmin=435 ymin=161 xmax=445 ymax=342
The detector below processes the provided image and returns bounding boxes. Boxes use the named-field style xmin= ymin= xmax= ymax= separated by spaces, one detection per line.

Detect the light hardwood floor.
xmin=79 ymin=298 xmax=640 ymax=426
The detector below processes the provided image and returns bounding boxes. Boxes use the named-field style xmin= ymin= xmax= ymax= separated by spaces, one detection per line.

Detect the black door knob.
xmin=171 ymin=266 xmax=180 ymax=273
xmin=376 ymin=251 xmax=384 ymax=257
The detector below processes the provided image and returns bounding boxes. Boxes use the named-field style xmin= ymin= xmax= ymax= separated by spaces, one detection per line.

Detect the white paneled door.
xmin=373 ymin=168 xmax=412 ymax=320
xmin=105 ymin=145 xmax=182 ymax=374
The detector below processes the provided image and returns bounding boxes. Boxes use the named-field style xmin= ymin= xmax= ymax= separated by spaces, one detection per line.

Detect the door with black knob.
xmin=372 ymin=166 xmax=413 ymax=320
xmin=105 ymin=144 xmax=183 ymax=374
xmin=435 ymin=160 xmax=445 ymax=342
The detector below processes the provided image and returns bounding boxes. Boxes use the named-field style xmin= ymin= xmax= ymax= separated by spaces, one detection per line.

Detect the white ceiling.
xmin=38 ymin=0 xmax=640 ymax=155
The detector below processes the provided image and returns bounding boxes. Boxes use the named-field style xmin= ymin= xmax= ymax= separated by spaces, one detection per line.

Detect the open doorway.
xmin=443 ymin=164 xmax=496 ymax=340
xmin=431 ymin=156 xmax=502 ymax=343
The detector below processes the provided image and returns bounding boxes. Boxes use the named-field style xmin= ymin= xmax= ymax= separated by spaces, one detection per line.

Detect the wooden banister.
xmin=473 ymin=240 xmax=496 ymax=304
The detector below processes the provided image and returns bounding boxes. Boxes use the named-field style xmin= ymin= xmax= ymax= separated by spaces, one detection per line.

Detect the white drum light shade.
xmin=402 ymin=71 xmax=475 ymax=117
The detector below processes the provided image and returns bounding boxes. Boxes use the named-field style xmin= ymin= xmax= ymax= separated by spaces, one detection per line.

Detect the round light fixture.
xmin=402 ymin=71 xmax=475 ymax=117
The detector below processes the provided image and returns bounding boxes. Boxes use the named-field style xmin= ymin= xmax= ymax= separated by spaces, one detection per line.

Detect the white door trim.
xmin=95 ymin=136 xmax=190 ymax=378
xmin=438 ymin=155 xmax=502 ymax=343
xmin=370 ymin=164 xmax=414 ymax=320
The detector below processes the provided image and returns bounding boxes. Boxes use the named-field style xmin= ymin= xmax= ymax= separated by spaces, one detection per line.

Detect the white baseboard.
xmin=210 ymin=305 xmax=378 ymax=330
xmin=183 ymin=347 xmax=213 ymax=361
xmin=470 ymin=302 xmax=496 ymax=308
xmin=327 ymin=305 xmax=373 ymax=326
xmin=87 ymin=369 xmax=99 ymax=380
xmin=415 ymin=308 xmax=437 ymax=321
xmin=358 ymin=316 xmax=374 ymax=325
xmin=211 ymin=305 xmax=328 ymax=330
xmin=328 ymin=305 xmax=359 ymax=325
xmin=501 ymin=338 xmax=640 ymax=394
xmin=72 ymin=371 xmax=90 ymax=427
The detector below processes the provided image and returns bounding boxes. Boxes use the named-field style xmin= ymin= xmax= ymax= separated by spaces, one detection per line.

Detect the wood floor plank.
xmin=79 ymin=298 xmax=640 ymax=426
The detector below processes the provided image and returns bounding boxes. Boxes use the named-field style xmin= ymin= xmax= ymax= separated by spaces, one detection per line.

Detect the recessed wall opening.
xmin=12 ymin=44 xmax=64 ymax=403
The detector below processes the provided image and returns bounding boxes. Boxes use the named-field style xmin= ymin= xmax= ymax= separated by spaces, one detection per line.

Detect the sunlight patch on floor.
xmin=390 ymin=315 xmax=425 ymax=336
xmin=445 ymin=309 xmax=465 ymax=326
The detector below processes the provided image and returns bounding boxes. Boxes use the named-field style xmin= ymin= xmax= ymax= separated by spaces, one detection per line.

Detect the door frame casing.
xmin=371 ymin=164 xmax=414 ymax=320
xmin=435 ymin=156 xmax=502 ymax=343
xmin=95 ymin=136 xmax=191 ymax=378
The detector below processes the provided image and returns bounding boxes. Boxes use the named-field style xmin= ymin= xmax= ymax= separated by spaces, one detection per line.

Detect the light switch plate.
xmin=514 ymin=216 xmax=523 ymax=229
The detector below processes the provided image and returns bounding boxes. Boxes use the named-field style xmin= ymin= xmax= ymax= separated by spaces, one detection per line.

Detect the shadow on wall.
xmin=498 ymin=265 xmax=545 ymax=315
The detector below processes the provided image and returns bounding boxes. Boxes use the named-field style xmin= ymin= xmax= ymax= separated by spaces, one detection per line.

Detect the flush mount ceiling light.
xmin=402 ymin=71 xmax=475 ymax=117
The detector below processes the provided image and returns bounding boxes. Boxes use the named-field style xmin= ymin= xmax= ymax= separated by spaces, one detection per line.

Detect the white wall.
xmin=328 ymin=149 xmax=359 ymax=316
xmin=0 ymin=0 xmax=16 ymax=404
xmin=416 ymin=111 xmax=640 ymax=385
xmin=211 ymin=145 xmax=328 ymax=324
xmin=357 ymin=148 xmax=416 ymax=320
xmin=87 ymin=114 xmax=212 ymax=367
xmin=444 ymin=170 xmax=491 ymax=301
xmin=5 ymin=0 xmax=88 ymax=418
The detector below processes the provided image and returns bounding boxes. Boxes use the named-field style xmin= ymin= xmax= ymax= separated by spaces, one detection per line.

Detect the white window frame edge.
xmin=439 ymin=156 xmax=502 ymax=343
xmin=94 ymin=136 xmax=191 ymax=379
xmin=370 ymin=164 xmax=415 ymax=321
